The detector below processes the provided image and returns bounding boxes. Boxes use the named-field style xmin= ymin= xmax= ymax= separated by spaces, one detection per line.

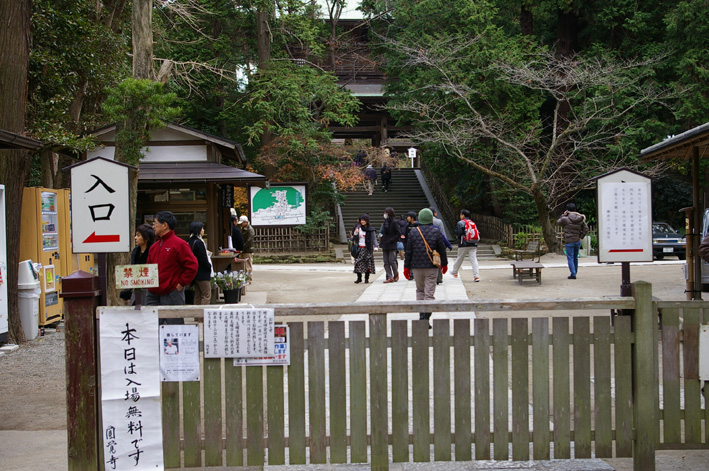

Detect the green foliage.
xmin=295 ymin=208 xmax=334 ymax=235
xmin=513 ymin=232 xmax=529 ymax=249
xmin=28 ymin=0 xmax=129 ymax=144
xmin=244 ymin=62 xmax=360 ymax=147
xmin=102 ymin=79 xmax=181 ymax=165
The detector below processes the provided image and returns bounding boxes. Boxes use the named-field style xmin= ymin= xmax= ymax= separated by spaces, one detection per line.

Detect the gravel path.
xmin=0 ymin=328 xmax=66 ymax=430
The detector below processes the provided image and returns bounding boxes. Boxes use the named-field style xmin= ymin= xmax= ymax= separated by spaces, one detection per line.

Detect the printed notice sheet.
xmin=99 ymin=307 xmax=164 ymax=470
xmin=159 ymin=324 xmax=200 ymax=382
xmin=234 ymin=325 xmax=290 ymax=366
xmin=600 ymin=182 xmax=650 ymax=252
xmin=204 ymin=308 xmax=275 ymax=358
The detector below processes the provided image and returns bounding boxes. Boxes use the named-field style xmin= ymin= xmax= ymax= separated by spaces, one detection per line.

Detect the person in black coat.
xmin=404 ymin=208 xmax=448 ymax=323
xmin=120 ymin=223 xmax=155 ymax=305
xmin=380 ymin=207 xmax=402 ymax=282
xmin=188 ymin=221 xmax=214 ymax=305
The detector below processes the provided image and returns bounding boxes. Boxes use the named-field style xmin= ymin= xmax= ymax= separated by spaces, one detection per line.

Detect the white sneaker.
xmin=474 ymin=276 xmax=480 ymax=282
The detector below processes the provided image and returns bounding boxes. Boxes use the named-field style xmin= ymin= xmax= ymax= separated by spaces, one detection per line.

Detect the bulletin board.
xmin=595 ymin=169 xmax=653 ymax=263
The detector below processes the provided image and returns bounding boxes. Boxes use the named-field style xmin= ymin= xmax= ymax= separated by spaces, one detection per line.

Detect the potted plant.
xmin=210 ymin=270 xmax=251 ymax=303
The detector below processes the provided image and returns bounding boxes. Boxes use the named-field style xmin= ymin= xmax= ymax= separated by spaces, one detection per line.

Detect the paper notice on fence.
xmin=204 ymin=308 xmax=275 ymax=358
xmin=234 ymin=325 xmax=290 ymax=366
xmin=99 ymin=307 xmax=164 ymax=471
xmin=159 ymin=324 xmax=200 ymax=382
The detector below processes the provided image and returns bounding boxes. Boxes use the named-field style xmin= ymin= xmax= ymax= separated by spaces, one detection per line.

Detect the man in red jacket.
xmin=147 ymin=211 xmax=198 ymax=320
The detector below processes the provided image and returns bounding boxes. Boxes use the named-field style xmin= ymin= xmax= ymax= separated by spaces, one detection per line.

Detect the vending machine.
xmin=0 ymin=185 xmax=8 ymax=343
xmin=60 ymin=190 xmax=95 ymax=277
xmin=19 ymin=188 xmax=65 ymax=325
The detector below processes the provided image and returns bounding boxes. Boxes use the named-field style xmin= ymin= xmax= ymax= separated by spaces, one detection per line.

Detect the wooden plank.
xmin=412 ymin=319 xmax=431 ymax=462
xmin=433 ymin=319 xmax=452 ymax=461
xmin=454 ymin=319 xmax=472 ymax=461
xmin=631 ymin=281 xmax=656 ymax=470
xmin=370 ymin=314 xmax=389 ymax=471
xmin=150 ymin=296 xmax=635 ymax=319
xmin=267 ymin=364 xmax=285 ymax=464
xmin=391 ymin=320 xmax=410 ymax=462
xmin=511 ymin=318 xmax=529 ymax=460
xmin=328 ymin=322 xmax=347 ymax=463
xmin=552 ymin=317 xmax=570 ymax=459
xmin=474 ymin=319 xmax=491 ymax=460
xmin=573 ymin=317 xmax=591 ymax=458
xmin=161 ymin=382 xmax=181 ymax=468
xmin=225 ymin=364 xmax=243 ymax=466
xmin=661 ymin=308 xmax=681 ymax=444
xmin=288 ymin=323 xmax=306 ymax=464
xmin=182 ymin=380 xmax=202 ymax=467
xmin=308 ymin=322 xmax=327 ymax=463
xmin=246 ymin=366 xmax=264 ymax=466
xmin=204 ymin=357 xmax=223 ymax=466
xmin=493 ymin=318 xmax=509 ymax=460
xmin=593 ymin=317 xmax=612 ymax=458
xmin=349 ymin=321 xmax=368 ymax=463
xmin=614 ymin=315 xmax=633 ymax=457
xmin=683 ymin=308 xmax=702 ymax=443
xmin=532 ymin=318 xmax=550 ymax=460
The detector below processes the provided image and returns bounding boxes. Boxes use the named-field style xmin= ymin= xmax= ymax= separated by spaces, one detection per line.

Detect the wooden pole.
xmin=692 ymin=147 xmax=703 ymax=300
xmin=61 ymin=270 xmax=101 ymax=471
xmin=632 ymin=281 xmax=656 ymax=470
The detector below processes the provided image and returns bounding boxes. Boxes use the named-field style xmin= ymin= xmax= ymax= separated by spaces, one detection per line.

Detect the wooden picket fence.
xmin=69 ymin=282 xmax=709 ymax=471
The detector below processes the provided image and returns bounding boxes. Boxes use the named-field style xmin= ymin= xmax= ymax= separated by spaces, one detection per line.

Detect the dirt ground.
xmin=0 ymin=253 xmax=691 ymax=433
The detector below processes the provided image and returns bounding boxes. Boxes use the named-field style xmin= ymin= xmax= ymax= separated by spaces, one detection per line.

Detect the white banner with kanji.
xmin=99 ymin=307 xmax=163 ymax=470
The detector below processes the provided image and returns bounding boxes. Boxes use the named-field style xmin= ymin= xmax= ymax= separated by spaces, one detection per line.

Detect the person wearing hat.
xmin=352 ymin=214 xmax=378 ymax=283
xmin=230 ymin=214 xmax=244 ymax=252
xmin=403 ymin=208 xmax=448 ymax=325
xmin=557 ymin=203 xmax=588 ymax=279
xmin=238 ymin=215 xmax=256 ymax=275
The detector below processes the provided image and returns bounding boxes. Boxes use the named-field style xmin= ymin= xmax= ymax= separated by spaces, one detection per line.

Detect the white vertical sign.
xmin=204 ymin=308 xmax=275 ymax=358
xmin=100 ymin=307 xmax=164 ymax=470
xmin=70 ymin=157 xmax=131 ymax=253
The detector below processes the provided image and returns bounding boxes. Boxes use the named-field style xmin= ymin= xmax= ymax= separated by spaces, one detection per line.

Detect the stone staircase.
xmin=339 ymin=167 xmax=498 ymax=261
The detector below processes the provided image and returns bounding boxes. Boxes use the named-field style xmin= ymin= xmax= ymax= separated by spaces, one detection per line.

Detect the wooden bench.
xmin=514 ymin=240 xmax=542 ymax=262
xmin=511 ymin=261 xmax=544 ymax=285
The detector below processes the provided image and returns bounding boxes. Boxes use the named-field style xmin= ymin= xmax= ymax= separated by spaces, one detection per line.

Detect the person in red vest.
xmin=147 ymin=211 xmax=198 ymax=322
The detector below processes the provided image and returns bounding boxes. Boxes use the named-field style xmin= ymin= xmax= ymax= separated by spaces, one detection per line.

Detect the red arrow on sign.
xmin=83 ymin=232 xmax=120 ymax=243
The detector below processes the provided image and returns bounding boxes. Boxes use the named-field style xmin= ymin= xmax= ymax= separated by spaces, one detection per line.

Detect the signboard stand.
xmin=593 ymin=168 xmax=652 ymax=313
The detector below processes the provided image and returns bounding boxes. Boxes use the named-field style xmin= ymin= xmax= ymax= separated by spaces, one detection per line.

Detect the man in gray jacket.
xmin=557 ymin=203 xmax=589 ymax=279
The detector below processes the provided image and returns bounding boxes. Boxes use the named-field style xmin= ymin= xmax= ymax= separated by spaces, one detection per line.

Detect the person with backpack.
xmin=450 ymin=209 xmax=481 ymax=282
xmin=557 ymin=203 xmax=589 ymax=279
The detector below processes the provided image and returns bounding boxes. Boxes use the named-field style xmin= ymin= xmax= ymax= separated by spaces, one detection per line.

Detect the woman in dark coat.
xmin=188 ymin=221 xmax=214 ymax=305
xmin=120 ymin=223 xmax=155 ymax=305
xmin=380 ymin=207 xmax=402 ymax=282
xmin=352 ymin=214 xmax=378 ymax=283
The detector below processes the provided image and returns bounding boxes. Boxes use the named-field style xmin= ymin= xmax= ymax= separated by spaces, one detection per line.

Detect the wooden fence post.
xmin=632 ymin=281 xmax=656 ymax=470
xmin=60 ymin=270 xmax=101 ymax=471
xmin=369 ymin=313 xmax=389 ymax=471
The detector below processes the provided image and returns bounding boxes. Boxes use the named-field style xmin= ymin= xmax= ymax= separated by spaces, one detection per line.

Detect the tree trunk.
xmin=531 ymin=184 xmax=561 ymax=254
xmin=0 ymin=0 xmax=33 ymax=343
xmin=521 ymin=3 xmax=533 ymax=36
xmin=256 ymin=6 xmax=271 ymax=67
xmin=132 ymin=0 xmax=154 ymax=80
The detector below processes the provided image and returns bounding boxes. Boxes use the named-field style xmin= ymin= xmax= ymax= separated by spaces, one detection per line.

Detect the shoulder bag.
xmin=417 ymin=227 xmax=441 ymax=267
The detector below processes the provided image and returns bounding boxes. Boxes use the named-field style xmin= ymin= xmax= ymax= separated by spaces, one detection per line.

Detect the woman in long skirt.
xmin=352 ymin=214 xmax=377 ymax=283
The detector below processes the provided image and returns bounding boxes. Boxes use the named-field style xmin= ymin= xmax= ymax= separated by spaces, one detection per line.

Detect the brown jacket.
xmin=556 ymin=211 xmax=588 ymax=244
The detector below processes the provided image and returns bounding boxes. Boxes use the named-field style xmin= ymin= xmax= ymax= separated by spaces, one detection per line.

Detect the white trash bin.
xmin=18 ymin=260 xmax=40 ymax=340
